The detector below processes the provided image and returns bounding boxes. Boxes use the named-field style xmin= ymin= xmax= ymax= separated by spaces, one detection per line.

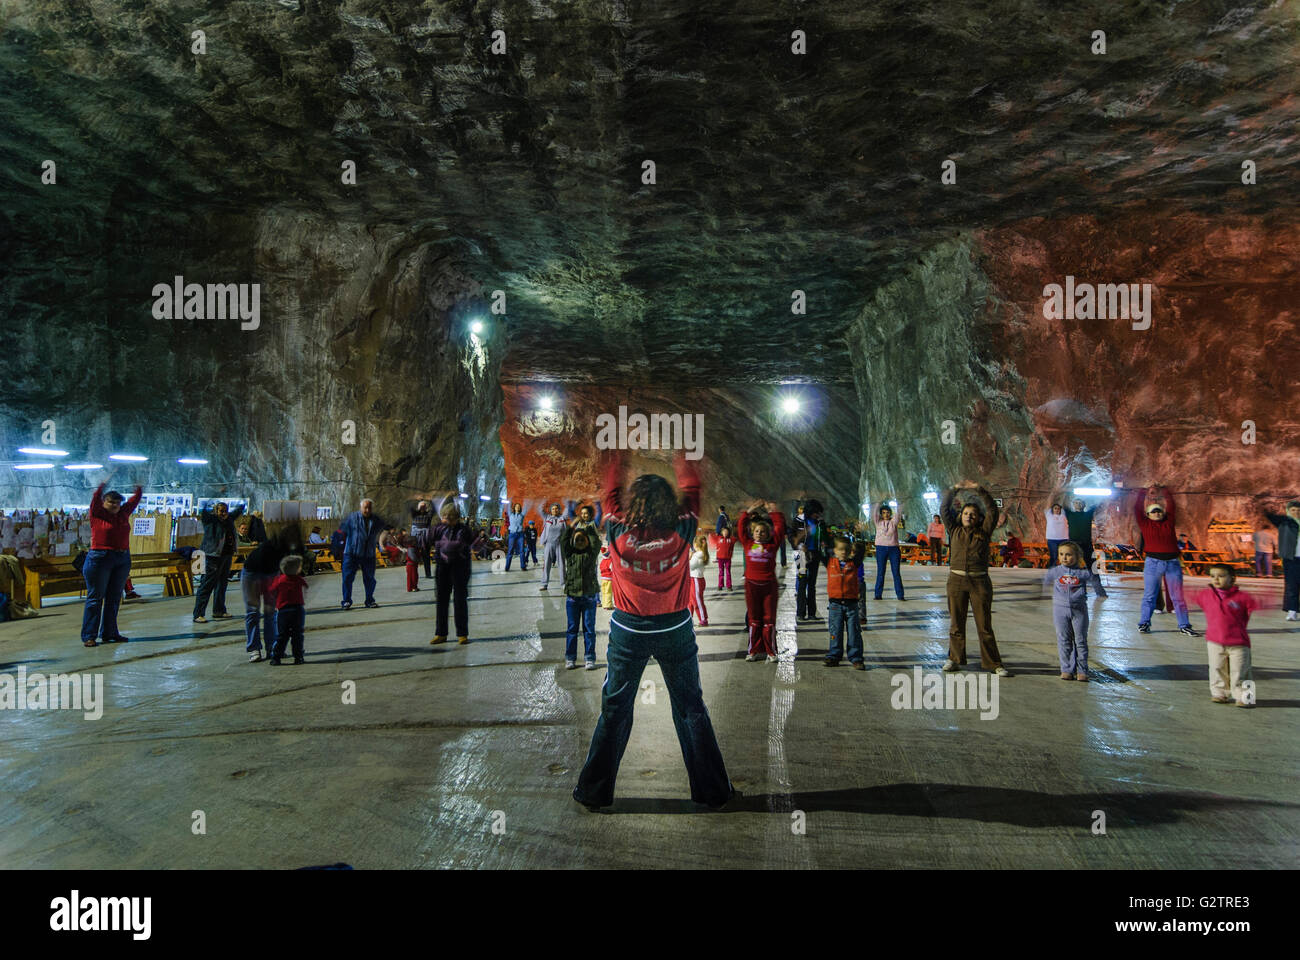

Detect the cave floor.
xmin=1 ymin=561 xmax=1296 ymax=870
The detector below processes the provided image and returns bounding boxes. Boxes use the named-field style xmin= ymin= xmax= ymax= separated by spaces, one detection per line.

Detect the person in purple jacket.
xmin=422 ymin=499 xmax=476 ymax=645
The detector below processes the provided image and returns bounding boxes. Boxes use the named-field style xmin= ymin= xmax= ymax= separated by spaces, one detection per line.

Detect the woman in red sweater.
xmin=80 ymin=478 xmax=143 ymax=647
xmin=572 ymin=450 xmax=735 ymax=812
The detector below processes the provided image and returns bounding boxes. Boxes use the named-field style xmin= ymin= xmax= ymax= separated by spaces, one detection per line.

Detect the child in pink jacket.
xmin=1192 ymin=564 xmax=1262 ymax=707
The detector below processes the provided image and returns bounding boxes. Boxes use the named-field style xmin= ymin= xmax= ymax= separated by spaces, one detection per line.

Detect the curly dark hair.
xmin=747 ymin=507 xmax=774 ymax=540
xmin=625 ymin=473 xmax=679 ymax=532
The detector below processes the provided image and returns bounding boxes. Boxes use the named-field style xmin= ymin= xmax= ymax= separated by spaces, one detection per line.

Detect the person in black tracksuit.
xmin=788 ymin=498 xmax=832 ymax=619
xmin=194 ymin=501 xmax=245 ymax=621
xmin=1258 ymin=498 xmax=1300 ymax=618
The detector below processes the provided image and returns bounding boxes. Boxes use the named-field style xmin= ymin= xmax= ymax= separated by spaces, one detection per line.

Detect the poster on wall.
xmin=132 ymin=516 xmax=156 ymax=537
xmin=139 ymin=493 xmax=193 ymax=515
xmin=196 ymin=498 xmax=248 ymax=515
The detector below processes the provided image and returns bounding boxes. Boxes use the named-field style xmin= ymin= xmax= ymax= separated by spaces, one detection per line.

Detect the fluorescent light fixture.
xmin=888 ymin=500 xmax=898 ymax=508
xmin=109 ymin=454 xmax=148 ymax=462
xmin=500 ymin=497 xmax=510 ymax=503
xmin=923 ymin=491 xmax=939 ymax=500
xmin=13 ymin=463 xmax=54 ymax=470
xmin=18 ymin=447 xmax=68 ymax=456
xmin=780 ymin=396 xmax=800 ymax=414
xmin=470 ymin=320 xmax=484 ymax=334
xmin=1073 ymin=487 xmax=1113 ymax=497
xmin=539 ymin=396 xmax=554 ymax=411
xmin=64 ymin=463 xmax=104 ymax=470
xmin=177 ymin=458 xmax=208 ymax=465
xmin=479 ymin=495 xmax=491 ymax=501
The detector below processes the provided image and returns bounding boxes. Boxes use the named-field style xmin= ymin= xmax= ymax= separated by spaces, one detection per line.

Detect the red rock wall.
xmin=977 ymin=213 xmax=1300 ymax=550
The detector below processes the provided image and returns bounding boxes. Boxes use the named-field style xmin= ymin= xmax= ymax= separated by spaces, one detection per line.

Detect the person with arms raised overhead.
xmin=573 ymin=450 xmax=735 ymax=812
xmin=80 ymin=470 xmax=142 ymax=647
xmin=940 ymin=480 xmax=1012 ymax=677
xmin=1133 ymin=483 xmax=1197 ymax=637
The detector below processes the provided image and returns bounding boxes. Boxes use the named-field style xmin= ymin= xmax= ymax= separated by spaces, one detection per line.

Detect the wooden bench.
xmin=22 ymin=551 xmax=192 ymax=609
xmin=20 ymin=556 xmax=84 ymax=609
xmin=130 ymin=552 xmax=193 ymax=598
xmin=1179 ymin=550 xmax=1252 ymax=576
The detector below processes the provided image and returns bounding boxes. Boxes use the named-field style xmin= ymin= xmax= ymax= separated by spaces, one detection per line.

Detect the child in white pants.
xmin=1192 ymin=565 xmax=1260 ymax=707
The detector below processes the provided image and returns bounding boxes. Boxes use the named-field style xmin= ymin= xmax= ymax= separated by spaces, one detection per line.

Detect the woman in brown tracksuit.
xmin=940 ymin=481 xmax=1012 ymax=677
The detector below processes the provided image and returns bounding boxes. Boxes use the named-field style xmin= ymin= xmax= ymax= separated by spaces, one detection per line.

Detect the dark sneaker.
xmin=824 ymin=658 xmax=840 ymax=667
xmin=706 ymin=787 xmax=742 ymax=811
xmin=364 ymin=601 xmax=379 ymax=609
xmin=1138 ymin=622 xmax=1151 ymax=634
xmin=573 ymin=790 xmax=605 ymax=813
xmin=269 ymin=658 xmax=282 ymax=666
xmin=1179 ymin=625 xmax=1199 ymax=637
xmin=293 ymin=657 xmax=305 ymax=665
xmin=851 ymin=661 xmax=866 ymax=671
xmin=341 ymin=602 xmax=352 ymax=610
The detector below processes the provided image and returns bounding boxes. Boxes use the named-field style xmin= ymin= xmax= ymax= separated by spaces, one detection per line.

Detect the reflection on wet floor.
xmin=1 ymin=562 xmax=1296 ymax=868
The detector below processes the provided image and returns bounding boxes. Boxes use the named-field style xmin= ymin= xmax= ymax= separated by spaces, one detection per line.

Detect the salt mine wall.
xmin=1 ymin=201 xmax=505 ymax=522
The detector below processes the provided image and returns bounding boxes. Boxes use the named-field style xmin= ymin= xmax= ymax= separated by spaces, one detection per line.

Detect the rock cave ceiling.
xmin=2 ymin=0 xmax=1298 ymax=387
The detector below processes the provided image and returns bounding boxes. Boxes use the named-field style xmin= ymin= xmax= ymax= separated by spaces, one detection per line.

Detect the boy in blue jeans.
xmin=825 ymin=536 xmax=865 ymax=669
xmin=560 ymin=512 xmax=602 ymax=669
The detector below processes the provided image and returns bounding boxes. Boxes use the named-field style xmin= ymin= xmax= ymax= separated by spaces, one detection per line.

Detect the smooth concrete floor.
xmin=1 ymin=561 xmax=1297 ymax=869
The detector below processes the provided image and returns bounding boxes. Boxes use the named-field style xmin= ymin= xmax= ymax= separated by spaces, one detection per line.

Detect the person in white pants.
xmin=539 ymin=502 xmax=567 ymax=591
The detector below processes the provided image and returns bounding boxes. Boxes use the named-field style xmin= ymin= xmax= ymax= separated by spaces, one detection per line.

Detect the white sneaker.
xmin=565 ymin=660 xmax=577 ymax=670
xmin=994 ymin=666 xmax=1013 ymax=677
xmin=192 ymin=616 xmax=207 ymax=623
xmin=745 ymin=653 xmax=757 ymax=662
xmin=584 ymin=661 xmax=597 ymax=671
xmin=249 ymin=652 xmax=263 ymax=663
xmin=766 ymin=655 xmax=778 ymax=663
xmin=1287 ymin=611 xmax=1298 ymax=621
xmin=941 ymin=659 xmax=958 ymax=672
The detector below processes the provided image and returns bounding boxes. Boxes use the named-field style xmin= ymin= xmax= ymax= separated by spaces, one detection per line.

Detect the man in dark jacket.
xmin=193 ymin=501 xmax=245 ymax=623
xmin=788 ymin=498 xmax=832 ymax=619
xmin=1259 ymin=498 xmax=1300 ymax=619
xmin=340 ymin=499 xmax=390 ymax=610
xmin=715 ymin=506 xmax=730 ymax=536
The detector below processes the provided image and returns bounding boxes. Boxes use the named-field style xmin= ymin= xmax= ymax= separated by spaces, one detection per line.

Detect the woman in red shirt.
xmin=573 ymin=450 xmax=735 ymax=812
xmin=81 ymin=478 xmax=143 ymax=647
xmin=708 ymin=525 xmax=737 ymax=590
